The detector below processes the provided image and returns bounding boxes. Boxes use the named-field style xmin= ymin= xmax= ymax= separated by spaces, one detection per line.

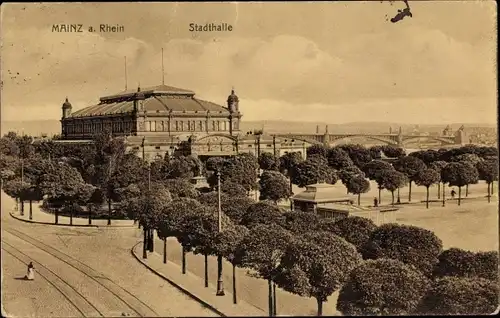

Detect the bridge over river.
xmin=274 ymin=125 xmax=469 ymax=149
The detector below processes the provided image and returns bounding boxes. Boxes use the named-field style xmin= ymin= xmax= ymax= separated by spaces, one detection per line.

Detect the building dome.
xmin=62 ymin=97 xmax=72 ymax=109
xmin=227 ymin=89 xmax=239 ymax=104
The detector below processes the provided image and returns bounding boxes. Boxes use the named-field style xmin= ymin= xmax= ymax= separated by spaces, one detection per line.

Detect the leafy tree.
xmin=409 ymin=149 xmax=439 ymax=165
xmin=136 ymin=190 xmax=171 ymax=258
xmin=363 ymin=160 xmax=395 ymax=203
xmin=381 ymin=145 xmax=406 ymax=158
xmin=327 ymin=147 xmax=353 ymax=170
xmin=238 ymin=224 xmax=294 ymax=317
xmin=164 ymin=178 xmax=199 ymax=199
xmin=476 ymin=160 xmax=498 ymax=203
xmin=306 ymin=144 xmax=329 ymax=159
xmin=279 ymin=152 xmax=303 ymax=178
xmin=38 ymin=162 xmax=87 ymax=224
xmin=368 ymin=145 xmax=383 ymax=160
xmin=280 ymin=211 xmax=322 ymax=234
xmin=220 ymin=181 xmax=247 ymax=197
xmin=258 ymin=152 xmax=280 ymax=171
xmin=240 ymin=201 xmax=284 ymax=228
xmin=430 ymin=160 xmax=447 ymax=200
xmin=205 ymin=156 xmax=225 ymax=172
xmin=418 ymin=277 xmax=498 ymax=315
xmin=290 ymin=158 xmax=337 ymax=187
xmin=338 ymin=165 xmax=365 ymax=190
xmin=0 ymin=168 xmax=15 ymax=189
xmin=259 ymin=170 xmax=292 ymax=204
xmin=415 ymin=168 xmax=441 ymax=208
xmin=0 ymin=135 xmax=20 ymax=157
xmin=330 ymin=216 xmax=377 ymax=251
xmin=393 ymin=156 xmax=426 ymax=202
xmin=361 ymin=223 xmax=443 ymax=276
xmin=345 ymin=174 xmax=370 ymax=205
xmin=379 ymin=169 xmax=407 ymax=205
xmin=337 ymin=259 xmax=430 ymax=316
xmin=214 ymin=225 xmax=250 ymax=304
xmin=207 ymin=153 xmax=259 ymax=193
xmin=182 ymin=204 xmax=234 ymax=288
xmin=198 ymin=191 xmax=254 ymax=225
xmin=276 ymin=231 xmax=362 ymax=316
xmin=161 ymin=155 xmax=202 ymax=179
xmin=338 ymin=144 xmax=373 ymax=169
xmin=3 ymin=178 xmax=31 ymax=213
xmin=441 ymin=161 xmax=479 ymax=206
xmin=433 ymin=248 xmax=498 ymax=282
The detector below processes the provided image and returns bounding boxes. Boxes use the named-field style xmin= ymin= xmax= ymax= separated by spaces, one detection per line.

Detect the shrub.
xmin=361 ymin=223 xmax=443 ymax=276
xmin=330 ymin=216 xmax=377 ymax=251
xmin=337 ymin=258 xmax=430 ymax=316
xmin=417 ymin=276 xmax=499 ymax=315
xmin=433 ymin=248 xmax=498 ymax=281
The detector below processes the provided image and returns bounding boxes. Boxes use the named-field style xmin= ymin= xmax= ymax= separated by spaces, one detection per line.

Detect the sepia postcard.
xmin=0 ymin=1 xmax=498 ymax=317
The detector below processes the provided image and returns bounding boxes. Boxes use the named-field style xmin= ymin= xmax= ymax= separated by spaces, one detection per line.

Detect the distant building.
xmin=59 ymin=84 xmax=312 ymax=161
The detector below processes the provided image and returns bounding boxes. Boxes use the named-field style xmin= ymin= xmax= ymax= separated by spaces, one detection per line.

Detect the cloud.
xmin=0 ymin=21 xmax=496 ymax=124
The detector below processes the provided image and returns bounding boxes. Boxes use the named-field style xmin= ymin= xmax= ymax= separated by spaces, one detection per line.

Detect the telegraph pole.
xmin=216 ymin=170 xmax=225 ymax=296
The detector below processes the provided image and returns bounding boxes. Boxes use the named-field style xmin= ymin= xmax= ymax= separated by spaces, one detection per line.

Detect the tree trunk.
xmin=397 ymin=187 xmax=401 ymax=204
xmin=204 ymin=253 xmax=209 ymax=288
xmin=55 ymin=210 xmax=59 ymax=224
xmin=70 ymin=205 xmax=73 ymax=226
xmin=391 ymin=191 xmax=395 ymax=205
xmin=268 ymin=279 xmax=273 ymax=317
xmin=107 ymin=199 xmax=112 ymax=225
xmin=357 ymin=193 xmax=361 ymax=206
xmin=317 ymin=297 xmax=323 ymax=316
xmin=458 ymin=186 xmax=462 ymax=206
xmin=426 ymin=186 xmax=430 ymax=209
xmin=182 ymin=246 xmax=186 ymax=274
xmin=408 ymin=181 xmax=412 ymax=202
xmin=163 ymin=238 xmax=167 ymax=264
xmin=232 ymin=262 xmax=237 ymax=304
xmin=148 ymin=229 xmax=154 ymax=252
xmin=88 ymin=205 xmax=92 ymax=225
xmin=29 ymin=200 xmax=33 ymax=220
xmin=378 ymin=187 xmax=381 ymax=204
xmin=442 ymin=183 xmax=446 ymax=207
xmin=491 ymin=181 xmax=494 ymax=195
xmin=465 ymin=184 xmax=469 ymax=197
xmin=20 ymin=200 xmax=24 ymax=216
xmin=437 ymin=182 xmax=441 ymax=199
xmin=142 ymin=229 xmax=147 ymax=259
xmin=487 ymin=182 xmax=491 ymax=203
xmin=273 ymin=281 xmax=277 ymax=316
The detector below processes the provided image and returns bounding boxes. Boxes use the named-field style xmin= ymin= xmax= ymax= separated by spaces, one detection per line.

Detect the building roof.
xmin=292 ymin=183 xmax=352 ymax=204
xmin=66 ymin=84 xmax=230 ymax=118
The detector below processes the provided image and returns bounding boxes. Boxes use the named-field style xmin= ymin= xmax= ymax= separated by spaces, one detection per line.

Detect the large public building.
xmin=60 ymin=84 xmax=310 ymax=161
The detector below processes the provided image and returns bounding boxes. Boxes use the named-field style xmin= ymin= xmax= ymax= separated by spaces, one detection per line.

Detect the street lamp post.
xmin=143 ymin=163 xmax=152 ymax=259
xmin=216 ymin=170 xmax=225 ymax=296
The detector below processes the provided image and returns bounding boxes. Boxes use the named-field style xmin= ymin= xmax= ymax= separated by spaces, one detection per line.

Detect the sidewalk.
xmin=131 ymin=242 xmax=267 ymax=317
xmin=9 ymin=209 xmax=135 ymax=228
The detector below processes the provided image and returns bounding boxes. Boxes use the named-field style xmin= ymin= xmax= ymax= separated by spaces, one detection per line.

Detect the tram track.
xmin=2 ymin=227 xmax=160 ymax=317
xmin=1 ymin=242 xmax=103 ymax=317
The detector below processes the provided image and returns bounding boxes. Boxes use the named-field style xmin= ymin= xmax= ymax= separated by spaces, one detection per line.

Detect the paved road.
xmin=1 ymin=191 xmax=219 ymax=318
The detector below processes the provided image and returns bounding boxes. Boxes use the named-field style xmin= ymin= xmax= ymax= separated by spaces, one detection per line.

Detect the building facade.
xmin=60 ymin=84 xmax=311 ymax=161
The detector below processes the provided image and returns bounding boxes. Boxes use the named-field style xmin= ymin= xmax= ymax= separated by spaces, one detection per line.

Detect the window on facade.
xmin=212 ymin=121 xmax=216 ymax=131
xmin=175 ymin=121 xmax=179 ymax=131
xmin=155 ymin=146 xmax=161 ymax=150
xmin=199 ymin=121 xmax=203 ymax=131
xmin=217 ymin=121 xmax=220 ymax=131
xmin=192 ymin=121 xmax=196 ymax=131
xmin=187 ymin=121 xmax=191 ymax=131
xmin=151 ymin=121 xmax=156 ymax=132
xmin=224 ymin=121 xmax=227 ymax=131
xmin=180 ymin=121 xmax=184 ymax=131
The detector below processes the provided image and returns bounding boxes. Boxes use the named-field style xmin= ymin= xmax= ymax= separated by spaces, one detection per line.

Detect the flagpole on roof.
xmin=161 ymin=48 xmax=165 ymax=85
xmin=124 ymin=56 xmax=128 ymax=91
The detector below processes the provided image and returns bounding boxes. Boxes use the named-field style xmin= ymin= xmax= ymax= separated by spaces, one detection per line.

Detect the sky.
xmin=0 ymin=1 xmax=497 ymax=125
